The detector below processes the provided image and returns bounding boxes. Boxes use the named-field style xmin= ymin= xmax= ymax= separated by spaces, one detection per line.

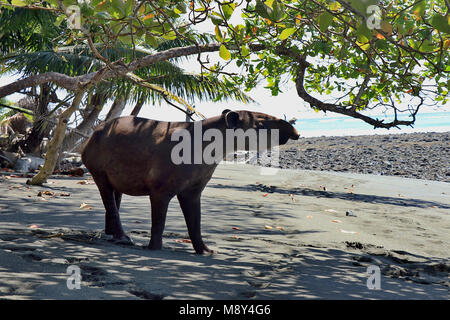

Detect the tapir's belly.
xmin=100 ymin=150 xmax=168 ymax=196
xmin=101 ymin=151 xmax=214 ymax=196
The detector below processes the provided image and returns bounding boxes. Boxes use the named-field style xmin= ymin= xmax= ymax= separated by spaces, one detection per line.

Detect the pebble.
xmin=346 ymin=210 xmax=357 ymax=217
xmin=257 ymin=132 xmax=450 ymax=183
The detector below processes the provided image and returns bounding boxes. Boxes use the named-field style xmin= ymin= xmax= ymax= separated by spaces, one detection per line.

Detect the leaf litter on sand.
xmin=289 ymin=194 xmax=295 ymax=202
xmin=339 ymin=229 xmax=358 ymax=234
xmin=37 ymin=191 xmax=55 ymax=197
xmin=79 ymin=202 xmax=92 ymax=210
xmin=174 ymin=239 xmax=192 ymax=243
xmin=77 ymin=180 xmax=95 ymax=185
xmin=264 ymin=225 xmax=284 ymax=231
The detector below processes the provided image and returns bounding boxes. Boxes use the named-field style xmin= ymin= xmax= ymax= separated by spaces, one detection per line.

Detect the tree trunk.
xmin=130 ymin=98 xmax=144 ymax=116
xmin=28 ymin=91 xmax=84 ymax=185
xmin=60 ymin=92 xmax=106 ymax=153
xmin=105 ymin=97 xmax=126 ymax=122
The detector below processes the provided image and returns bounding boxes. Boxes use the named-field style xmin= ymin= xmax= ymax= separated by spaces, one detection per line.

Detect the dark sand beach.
xmin=0 ymin=132 xmax=449 ymax=300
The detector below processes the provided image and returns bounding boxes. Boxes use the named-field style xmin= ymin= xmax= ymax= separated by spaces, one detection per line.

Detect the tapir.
xmin=81 ymin=110 xmax=300 ymax=254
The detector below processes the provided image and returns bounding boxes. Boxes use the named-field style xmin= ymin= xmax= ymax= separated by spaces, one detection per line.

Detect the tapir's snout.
xmin=291 ymin=128 xmax=300 ymax=140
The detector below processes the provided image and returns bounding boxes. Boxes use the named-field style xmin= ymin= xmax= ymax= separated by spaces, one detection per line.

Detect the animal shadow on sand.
xmin=208 ymin=183 xmax=450 ymax=209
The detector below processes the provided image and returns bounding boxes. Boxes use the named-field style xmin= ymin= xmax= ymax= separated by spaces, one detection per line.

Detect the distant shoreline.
xmin=259 ymin=131 xmax=450 ymax=183
xmin=294 ymin=111 xmax=450 ymax=138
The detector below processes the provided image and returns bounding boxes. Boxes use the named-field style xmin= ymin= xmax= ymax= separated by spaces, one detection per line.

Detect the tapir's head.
xmin=222 ymin=109 xmax=300 ymax=150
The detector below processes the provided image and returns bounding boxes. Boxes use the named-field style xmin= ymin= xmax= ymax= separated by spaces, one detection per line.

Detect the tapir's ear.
xmin=222 ymin=109 xmax=231 ymax=115
xmin=224 ymin=111 xmax=239 ymax=129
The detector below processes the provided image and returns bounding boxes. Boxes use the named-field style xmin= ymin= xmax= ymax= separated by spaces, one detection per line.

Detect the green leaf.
xmin=241 ymin=45 xmax=250 ymax=57
xmin=420 ymin=39 xmax=435 ymax=52
xmin=211 ymin=15 xmax=223 ymax=25
xmin=162 ymin=31 xmax=177 ymax=40
xmin=125 ymin=0 xmax=133 ymax=16
xmin=412 ymin=1 xmax=426 ymax=17
xmin=91 ymin=0 xmax=104 ymax=6
xmin=62 ymin=0 xmax=77 ymax=7
xmin=219 ymin=44 xmax=231 ymax=61
xmin=356 ymin=40 xmax=370 ymax=51
xmin=11 ymin=0 xmax=26 ymax=6
xmin=271 ymin=0 xmax=286 ymax=22
xmin=374 ymin=39 xmax=388 ymax=50
xmin=110 ymin=0 xmax=127 ymax=18
xmin=145 ymin=34 xmax=158 ymax=47
xmin=279 ymin=27 xmax=296 ymax=40
xmin=215 ymin=25 xmax=223 ymax=42
xmin=348 ymin=0 xmax=378 ymax=15
xmin=54 ymin=14 xmax=66 ymax=27
xmin=329 ymin=1 xmax=341 ymax=11
xmin=356 ymin=23 xmax=372 ymax=40
xmin=222 ymin=3 xmax=236 ymax=21
xmin=430 ymin=14 xmax=450 ymax=34
xmin=118 ymin=35 xmax=132 ymax=45
xmin=255 ymin=0 xmax=272 ymax=20
xmin=318 ymin=12 xmax=333 ymax=32
xmin=176 ymin=2 xmax=187 ymax=13
xmin=254 ymin=0 xmax=286 ymax=22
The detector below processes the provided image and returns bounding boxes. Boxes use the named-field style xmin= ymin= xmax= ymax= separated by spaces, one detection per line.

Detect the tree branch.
xmin=0 ymin=43 xmax=266 ymax=99
xmin=291 ymin=51 xmax=416 ymax=129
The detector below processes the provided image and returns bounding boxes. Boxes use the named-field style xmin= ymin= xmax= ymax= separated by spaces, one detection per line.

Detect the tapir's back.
xmin=82 ymin=116 xmax=183 ymax=166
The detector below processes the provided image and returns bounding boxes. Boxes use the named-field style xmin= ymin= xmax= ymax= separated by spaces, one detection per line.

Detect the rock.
xmin=13 ymin=155 xmax=45 ymax=173
xmin=346 ymin=210 xmax=357 ymax=217
xmin=264 ymin=132 xmax=450 ymax=183
xmin=0 ymin=151 xmax=19 ymax=166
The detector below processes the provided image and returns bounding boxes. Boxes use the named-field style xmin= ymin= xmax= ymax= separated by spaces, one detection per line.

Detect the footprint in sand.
xmin=242 ymin=270 xmax=272 ymax=289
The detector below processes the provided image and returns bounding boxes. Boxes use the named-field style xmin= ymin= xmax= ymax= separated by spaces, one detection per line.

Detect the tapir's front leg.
xmin=177 ymin=192 xmax=212 ymax=254
xmin=148 ymin=194 xmax=172 ymax=250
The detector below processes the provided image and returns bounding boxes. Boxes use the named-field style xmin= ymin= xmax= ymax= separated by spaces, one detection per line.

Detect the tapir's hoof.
xmin=147 ymin=240 xmax=162 ymax=250
xmin=114 ymin=235 xmax=134 ymax=246
xmin=195 ymin=245 xmax=215 ymax=255
xmin=105 ymin=233 xmax=134 ymax=246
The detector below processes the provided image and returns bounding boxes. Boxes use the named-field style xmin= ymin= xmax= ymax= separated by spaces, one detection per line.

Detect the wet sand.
xmin=0 ymin=163 xmax=448 ymax=299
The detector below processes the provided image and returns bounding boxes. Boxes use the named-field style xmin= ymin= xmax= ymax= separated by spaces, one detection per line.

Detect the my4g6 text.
xmin=223 ymin=304 xmax=271 ymax=315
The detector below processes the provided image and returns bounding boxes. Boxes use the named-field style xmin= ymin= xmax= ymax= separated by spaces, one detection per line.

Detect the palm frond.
xmin=0 ymin=8 xmax=63 ymax=54
xmin=0 ymin=7 xmax=252 ymax=108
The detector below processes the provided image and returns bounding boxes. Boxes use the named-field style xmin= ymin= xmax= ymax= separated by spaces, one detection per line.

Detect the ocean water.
xmin=294 ymin=111 xmax=450 ymax=137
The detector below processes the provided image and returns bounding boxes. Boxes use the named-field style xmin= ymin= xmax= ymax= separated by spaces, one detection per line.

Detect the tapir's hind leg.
xmin=147 ymin=194 xmax=171 ymax=250
xmin=177 ymin=192 xmax=212 ymax=254
xmin=92 ymin=173 xmax=132 ymax=245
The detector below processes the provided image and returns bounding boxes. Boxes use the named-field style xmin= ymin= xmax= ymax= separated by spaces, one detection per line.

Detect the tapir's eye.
xmin=256 ymin=122 xmax=265 ymax=129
